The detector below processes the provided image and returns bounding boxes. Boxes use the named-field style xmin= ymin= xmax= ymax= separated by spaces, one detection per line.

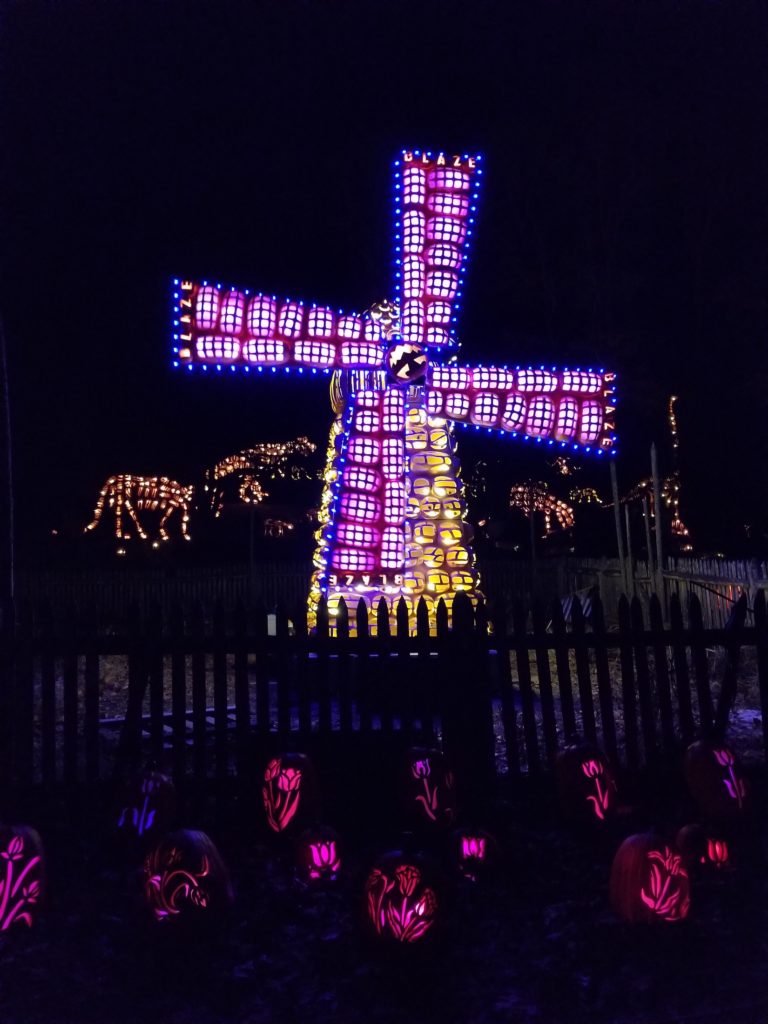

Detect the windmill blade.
xmin=424 ymin=364 xmax=617 ymax=454
xmin=394 ymin=151 xmax=482 ymax=350
xmin=172 ymin=281 xmax=386 ymax=372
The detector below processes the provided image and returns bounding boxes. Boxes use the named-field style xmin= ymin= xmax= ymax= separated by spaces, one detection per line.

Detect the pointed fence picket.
xmin=0 ymin=588 xmax=761 ymax=794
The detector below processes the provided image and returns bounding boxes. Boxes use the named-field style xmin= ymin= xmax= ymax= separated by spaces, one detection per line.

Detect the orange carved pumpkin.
xmin=117 ymin=767 xmax=177 ymax=844
xmin=684 ymin=740 xmax=749 ymax=824
xmin=262 ymin=752 xmax=319 ymax=835
xmin=0 ymin=825 xmax=45 ymax=933
xmin=610 ymin=833 xmax=690 ymax=924
xmin=364 ymin=851 xmax=442 ymax=945
xmin=402 ymin=747 xmax=457 ymax=828
xmin=452 ymin=826 xmax=498 ymax=883
xmin=555 ymin=742 xmax=617 ymax=825
xmin=676 ymin=824 xmax=731 ymax=873
xmin=295 ymin=824 xmax=342 ymax=884
xmin=143 ymin=829 xmax=232 ymax=928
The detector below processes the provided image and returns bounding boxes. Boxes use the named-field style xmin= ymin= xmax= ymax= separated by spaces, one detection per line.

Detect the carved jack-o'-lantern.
xmin=295 ymin=825 xmax=342 ymax=884
xmin=676 ymin=824 xmax=731 ymax=873
xmin=143 ymin=830 xmax=232 ymax=927
xmin=403 ymin=747 xmax=457 ymax=828
xmin=555 ymin=742 xmax=617 ymax=825
xmin=610 ymin=833 xmax=690 ymax=924
xmin=262 ymin=752 xmax=319 ymax=835
xmin=117 ymin=767 xmax=177 ymax=842
xmin=0 ymin=825 xmax=45 ymax=933
xmin=684 ymin=740 xmax=749 ymax=824
xmin=452 ymin=827 xmax=498 ymax=883
xmin=365 ymin=852 xmax=441 ymax=944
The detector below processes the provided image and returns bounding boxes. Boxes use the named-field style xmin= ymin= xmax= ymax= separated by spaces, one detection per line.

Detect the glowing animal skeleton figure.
xmin=206 ymin=436 xmax=317 ymax=517
xmin=85 ymin=475 xmax=193 ymax=542
xmin=509 ymin=482 xmax=575 ymax=536
xmin=171 ymin=151 xmax=617 ymax=630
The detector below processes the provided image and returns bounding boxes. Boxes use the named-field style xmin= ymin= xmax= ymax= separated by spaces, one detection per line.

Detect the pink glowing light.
xmin=640 ymin=848 xmax=690 ymax=921
xmin=0 ymin=835 xmax=43 ymax=932
xmin=262 ymin=758 xmax=303 ymax=832
xmin=580 ymin=758 xmax=612 ymax=821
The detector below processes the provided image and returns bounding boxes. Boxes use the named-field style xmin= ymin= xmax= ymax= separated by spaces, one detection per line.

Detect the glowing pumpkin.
xmin=116 ymin=767 xmax=177 ymax=843
xmin=262 ymin=752 xmax=319 ymax=835
xmin=684 ymin=740 xmax=749 ymax=824
xmin=676 ymin=824 xmax=731 ymax=873
xmin=555 ymin=742 xmax=617 ymax=825
xmin=452 ymin=827 xmax=498 ymax=883
xmin=364 ymin=852 xmax=441 ymax=944
xmin=403 ymin=747 xmax=457 ymax=828
xmin=143 ymin=829 xmax=232 ymax=927
xmin=0 ymin=825 xmax=45 ymax=933
xmin=295 ymin=825 xmax=342 ymax=884
xmin=610 ymin=833 xmax=690 ymax=924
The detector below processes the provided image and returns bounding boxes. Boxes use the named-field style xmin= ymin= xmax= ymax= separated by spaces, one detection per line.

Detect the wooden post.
xmin=651 ymin=443 xmax=666 ymax=613
xmin=642 ymin=496 xmax=654 ymax=577
xmin=610 ymin=459 xmax=627 ymax=597
xmin=624 ymin=504 xmax=635 ymax=596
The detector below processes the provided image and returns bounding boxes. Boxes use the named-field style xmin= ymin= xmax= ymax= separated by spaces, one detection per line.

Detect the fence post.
xmin=688 ymin=594 xmax=714 ymax=736
xmin=617 ymin=596 xmax=640 ymax=773
xmin=116 ymin=602 xmax=146 ymax=782
xmin=754 ymin=591 xmax=768 ymax=760
xmin=440 ymin=593 xmax=495 ymax=809
xmin=712 ymin=593 xmax=748 ymax=741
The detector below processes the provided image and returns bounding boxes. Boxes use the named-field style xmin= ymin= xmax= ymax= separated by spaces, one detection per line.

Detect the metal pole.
xmin=651 ymin=442 xmax=666 ymax=612
xmin=609 ymin=459 xmax=627 ymax=596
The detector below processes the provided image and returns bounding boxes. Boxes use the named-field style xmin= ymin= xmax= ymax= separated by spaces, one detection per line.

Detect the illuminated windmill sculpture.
xmin=171 ymin=150 xmax=617 ymax=631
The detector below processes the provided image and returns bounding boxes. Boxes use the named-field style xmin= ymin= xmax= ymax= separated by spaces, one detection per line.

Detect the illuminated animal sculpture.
xmin=171 ymin=150 xmax=616 ymax=630
xmin=205 ymin=436 xmax=317 ymax=517
xmin=85 ymin=475 xmax=193 ymax=542
xmin=509 ymin=482 xmax=575 ymax=536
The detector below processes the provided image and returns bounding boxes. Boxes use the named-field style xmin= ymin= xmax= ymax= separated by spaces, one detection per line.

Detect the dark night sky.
xmin=1 ymin=0 xmax=766 ymax=554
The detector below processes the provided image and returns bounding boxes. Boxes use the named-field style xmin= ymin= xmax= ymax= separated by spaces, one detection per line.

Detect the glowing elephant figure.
xmin=171 ymin=150 xmax=617 ymax=632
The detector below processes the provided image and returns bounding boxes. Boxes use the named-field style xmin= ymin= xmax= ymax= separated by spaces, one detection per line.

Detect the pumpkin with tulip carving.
xmin=295 ymin=825 xmax=342 ymax=884
xmin=365 ymin=851 xmax=441 ymax=945
xmin=452 ymin=826 xmax=498 ymax=883
xmin=143 ymin=829 xmax=232 ymax=927
xmin=555 ymin=742 xmax=617 ymax=825
xmin=116 ymin=766 xmax=177 ymax=844
xmin=684 ymin=740 xmax=749 ymax=824
xmin=0 ymin=825 xmax=45 ymax=933
xmin=610 ymin=833 xmax=690 ymax=924
xmin=261 ymin=752 xmax=319 ymax=835
xmin=676 ymin=824 xmax=732 ymax=874
xmin=403 ymin=747 xmax=457 ymax=828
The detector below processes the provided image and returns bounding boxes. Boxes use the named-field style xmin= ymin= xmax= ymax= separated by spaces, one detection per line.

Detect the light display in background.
xmin=206 ymin=436 xmax=317 ymax=517
xmin=509 ymin=482 xmax=575 ymax=536
xmin=171 ymin=150 xmax=617 ymax=632
xmin=85 ymin=475 xmax=193 ymax=543
xmin=622 ymin=395 xmax=691 ymax=551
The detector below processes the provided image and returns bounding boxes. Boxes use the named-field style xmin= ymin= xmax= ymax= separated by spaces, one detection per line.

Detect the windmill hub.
xmin=385 ymin=339 xmax=428 ymax=384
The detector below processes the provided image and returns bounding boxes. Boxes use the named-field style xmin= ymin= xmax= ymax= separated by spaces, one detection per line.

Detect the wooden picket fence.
xmin=0 ymin=589 xmax=765 ymax=798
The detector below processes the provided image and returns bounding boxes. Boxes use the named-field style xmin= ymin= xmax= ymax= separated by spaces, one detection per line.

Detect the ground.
xmin=0 ymin=778 xmax=766 ymax=1024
